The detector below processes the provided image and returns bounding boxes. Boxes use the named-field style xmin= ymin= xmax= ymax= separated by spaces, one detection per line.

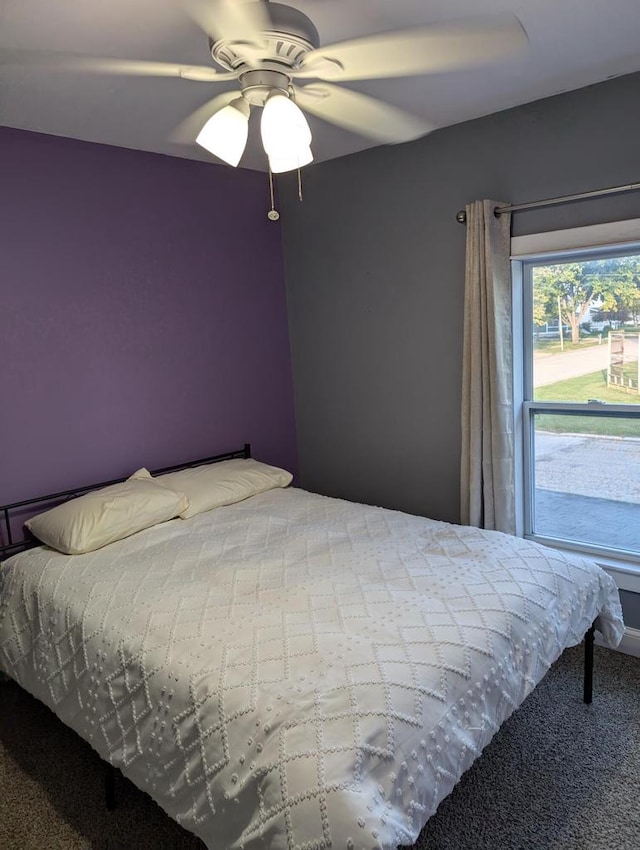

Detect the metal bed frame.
xmin=0 ymin=440 xmax=597 ymax=813
xmin=0 ymin=444 xmax=251 ymax=559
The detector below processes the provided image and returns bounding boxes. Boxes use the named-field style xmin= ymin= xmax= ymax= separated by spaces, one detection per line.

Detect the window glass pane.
xmin=531 ymin=255 xmax=640 ymax=404
xmin=532 ymin=412 xmax=640 ymax=554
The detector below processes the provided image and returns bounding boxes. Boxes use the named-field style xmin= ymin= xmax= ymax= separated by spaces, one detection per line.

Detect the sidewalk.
xmin=535 ymin=489 xmax=640 ymax=552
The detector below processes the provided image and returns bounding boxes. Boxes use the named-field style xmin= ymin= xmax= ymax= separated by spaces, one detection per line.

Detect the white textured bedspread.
xmin=0 ymin=488 xmax=624 ymax=849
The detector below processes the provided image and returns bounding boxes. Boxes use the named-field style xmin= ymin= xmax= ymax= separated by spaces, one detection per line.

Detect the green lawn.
xmin=533 ymin=337 xmax=601 ymax=356
xmin=535 ymin=370 xmax=640 ymax=404
xmin=535 ymin=370 xmax=640 ymax=437
xmin=533 ymin=326 xmax=640 ymax=356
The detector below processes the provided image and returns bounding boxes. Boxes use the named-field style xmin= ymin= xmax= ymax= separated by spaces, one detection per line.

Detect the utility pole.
xmin=557 ymin=296 xmax=564 ymax=351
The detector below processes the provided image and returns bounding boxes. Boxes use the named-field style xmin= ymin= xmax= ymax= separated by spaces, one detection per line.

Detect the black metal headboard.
xmin=0 ymin=443 xmax=251 ymax=559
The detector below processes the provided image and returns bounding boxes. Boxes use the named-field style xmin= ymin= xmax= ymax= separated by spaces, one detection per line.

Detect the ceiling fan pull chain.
xmin=267 ymin=166 xmax=280 ymax=221
xmin=297 ymin=168 xmax=303 ymax=202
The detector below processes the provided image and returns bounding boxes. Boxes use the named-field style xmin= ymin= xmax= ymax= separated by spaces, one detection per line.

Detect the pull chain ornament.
xmin=267 ymin=167 xmax=280 ymax=221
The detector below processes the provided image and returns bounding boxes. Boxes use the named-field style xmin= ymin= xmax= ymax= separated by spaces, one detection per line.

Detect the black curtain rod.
xmin=455 ymin=180 xmax=640 ymax=223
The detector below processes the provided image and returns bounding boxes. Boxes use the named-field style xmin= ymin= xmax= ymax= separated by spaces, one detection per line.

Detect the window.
xmin=513 ymin=224 xmax=640 ymax=562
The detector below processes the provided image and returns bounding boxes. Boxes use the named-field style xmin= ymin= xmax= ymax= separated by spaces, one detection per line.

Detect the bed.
xmin=0 ymin=447 xmax=624 ymax=850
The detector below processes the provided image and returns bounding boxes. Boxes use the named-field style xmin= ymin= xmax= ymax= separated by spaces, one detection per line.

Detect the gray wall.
xmin=279 ymin=71 xmax=640 ymax=626
xmin=619 ymin=590 xmax=640 ymax=629
xmin=280 ymin=71 xmax=640 ymax=520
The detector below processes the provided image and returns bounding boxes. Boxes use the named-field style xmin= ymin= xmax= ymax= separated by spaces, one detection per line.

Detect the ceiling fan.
xmin=2 ymin=1 xmax=529 ymax=172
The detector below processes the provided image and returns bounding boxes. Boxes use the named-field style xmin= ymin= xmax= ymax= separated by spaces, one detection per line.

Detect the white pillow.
xmin=25 ymin=469 xmax=188 ymax=555
xmin=157 ymin=458 xmax=292 ymax=519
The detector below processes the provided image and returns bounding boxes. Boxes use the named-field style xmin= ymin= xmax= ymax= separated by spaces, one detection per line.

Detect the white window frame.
xmin=511 ymin=218 xmax=640 ymax=579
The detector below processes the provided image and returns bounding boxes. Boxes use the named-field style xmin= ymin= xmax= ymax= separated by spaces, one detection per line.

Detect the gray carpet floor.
xmin=1 ymin=645 xmax=639 ymax=850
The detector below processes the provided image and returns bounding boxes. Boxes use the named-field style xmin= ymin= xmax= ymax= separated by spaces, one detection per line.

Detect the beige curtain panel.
xmin=460 ymin=199 xmax=515 ymax=534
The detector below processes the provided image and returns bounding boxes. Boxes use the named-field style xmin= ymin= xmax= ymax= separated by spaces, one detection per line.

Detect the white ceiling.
xmin=1 ymin=0 xmax=640 ymax=171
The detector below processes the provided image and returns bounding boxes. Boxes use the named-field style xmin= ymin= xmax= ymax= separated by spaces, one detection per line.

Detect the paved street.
xmin=536 ymin=432 xmax=640 ymax=504
xmin=534 ymin=343 xmax=608 ymax=386
xmin=530 ymin=341 xmax=639 ymax=551
xmin=534 ymin=336 xmax=638 ymax=387
xmin=534 ymin=431 xmax=640 ymax=552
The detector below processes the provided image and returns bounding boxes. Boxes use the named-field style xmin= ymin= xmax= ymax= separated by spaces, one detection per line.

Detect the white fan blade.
xmin=294 ymin=84 xmax=435 ymax=144
xmin=296 ymin=14 xmax=528 ymax=82
xmin=170 ymin=91 xmax=241 ymax=144
xmin=185 ymin=0 xmax=269 ymax=68
xmin=0 ymin=49 xmax=235 ymax=81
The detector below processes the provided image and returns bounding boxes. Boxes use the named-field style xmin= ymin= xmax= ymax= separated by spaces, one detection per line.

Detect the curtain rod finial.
xmin=456 ymin=210 xmax=467 ymax=224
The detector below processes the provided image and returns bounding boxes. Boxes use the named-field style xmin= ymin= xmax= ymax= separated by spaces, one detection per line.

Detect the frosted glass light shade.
xmin=196 ymin=100 xmax=249 ymax=167
xmin=268 ymin=146 xmax=314 ymax=174
xmin=261 ymin=94 xmax=312 ymax=158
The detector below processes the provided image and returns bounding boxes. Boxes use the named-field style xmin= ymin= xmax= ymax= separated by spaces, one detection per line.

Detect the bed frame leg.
xmin=583 ymin=624 xmax=595 ymax=704
xmin=105 ymin=763 xmax=117 ymax=811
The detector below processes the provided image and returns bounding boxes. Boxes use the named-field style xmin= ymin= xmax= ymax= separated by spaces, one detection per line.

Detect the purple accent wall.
xmin=0 ymin=127 xmax=297 ymax=506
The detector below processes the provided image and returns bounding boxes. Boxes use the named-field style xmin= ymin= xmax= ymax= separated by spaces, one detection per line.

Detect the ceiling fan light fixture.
xmin=268 ymin=145 xmax=314 ymax=174
xmin=260 ymin=92 xmax=312 ymax=158
xmin=196 ymin=97 xmax=250 ymax=167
